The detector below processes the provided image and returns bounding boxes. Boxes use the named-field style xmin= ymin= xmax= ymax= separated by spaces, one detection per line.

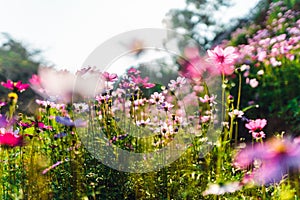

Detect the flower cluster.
xmin=245 ymin=119 xmax=267 ymax=139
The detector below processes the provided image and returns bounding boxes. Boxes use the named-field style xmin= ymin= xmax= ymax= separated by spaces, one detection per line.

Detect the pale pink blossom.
xmin=199 ymin=94 xmax=217 ymax=104
xmin=149 ymin=92 xmax=165 ymax=105
xmin=249 ymin=78 xmax=259 ymax=88
xmin=162 ymin=102 xmax=174 ymax=111
xmin=136 ymin=118 xmax=151 ymax=127
xmin=200 ymin=115 xmax=211 ymax=123
xmin=257 ymin=51 xmax=267 ymax=61
xmin=229 ymin=109 xmax=244 ymax=118
xmin=240 ymin=64 xmax=250 ymax=72
xmin=202 ymin=182 xmax=242 ymax=196
xmin=270 ymin=57 xmax=282 ymax=66
xmin=252 ymin=131 xmax=266 ymax=139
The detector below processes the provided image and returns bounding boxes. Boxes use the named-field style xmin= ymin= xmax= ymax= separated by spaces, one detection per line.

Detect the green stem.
xmin=234 ymin=73 xmax=242 ymax=146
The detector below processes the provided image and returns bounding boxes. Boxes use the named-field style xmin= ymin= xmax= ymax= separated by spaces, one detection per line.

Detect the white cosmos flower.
xmin=202 ymin=182 xmax=242 ymax=196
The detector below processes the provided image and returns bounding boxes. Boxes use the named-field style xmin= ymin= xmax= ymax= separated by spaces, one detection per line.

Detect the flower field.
xmin=0 ymin=1 xmax=299 ymax=199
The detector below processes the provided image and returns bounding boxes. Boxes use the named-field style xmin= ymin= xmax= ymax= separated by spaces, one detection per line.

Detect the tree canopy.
xmin=0 ymin=33 xmax=41 ymax=112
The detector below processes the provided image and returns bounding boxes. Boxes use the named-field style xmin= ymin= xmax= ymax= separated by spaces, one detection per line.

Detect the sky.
xmin=0 ymin=0 xmax=260 ymax=72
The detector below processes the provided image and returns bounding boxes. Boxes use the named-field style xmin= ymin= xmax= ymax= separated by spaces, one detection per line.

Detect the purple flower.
xmin=54 ymin=132 xmax=67 ymax=139
xmin=55 ymin=116 xmax=87 ymax=127
xmin=0 ymin=115 xmax=15 ymax=128
xmin=234 ymin=137 xmax=300 ymax=185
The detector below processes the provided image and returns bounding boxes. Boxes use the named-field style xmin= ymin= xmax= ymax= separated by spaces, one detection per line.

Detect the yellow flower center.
xmin=8 ymin=92 xmax=18 ymax=100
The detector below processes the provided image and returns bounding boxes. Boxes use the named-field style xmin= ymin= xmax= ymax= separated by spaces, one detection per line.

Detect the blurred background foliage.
xmin=0 ymin=33 xmax=40 ymax=113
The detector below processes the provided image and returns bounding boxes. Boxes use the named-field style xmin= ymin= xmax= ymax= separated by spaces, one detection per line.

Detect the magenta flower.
xmin=234 ymin=137 xmax=300 ymax=185
xmin=0 ymin=132 xmax=24 ymax=147
xmin=143 ymin=82 xmax=155 ymax=89
xmin=1 ymin=80 xmax=29 ymax=92
xmin=207 ymin=46 xmax=238 ymax=75
xmin=103 ymin=72 xmax=118 ymax=82
xmin=0 ymin=101 xmax=6 ymax=107
xmin=19 ymin=121 xmax=33 ymax=128
xmin=37 ymin=122 xmax=52 ymax=130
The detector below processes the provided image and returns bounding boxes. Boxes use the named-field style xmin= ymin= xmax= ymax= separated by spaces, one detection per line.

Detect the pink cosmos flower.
xmin=168 ymin=77 xmax=186 ymax=91
xmin=131 ymin=75 xmax=147 ymax=85
xmin=234 ymin=137 xmax=300 ymax=185
xmin=199 ymin=94 xmax=217 ymax=104
xmin=245 ymin=119 xmax=267 ymax=139
xmin=251 ymin=131 xmax=265 ymax=139
xmin=0 ymin=132 xmax=23 ymax=147
xmin=131 ymin=75 xmax=155 ymax=89
xmin=102 ymin=72 xmax=118 ymax=82
xmin=1 ymin=80 xmax=29 ymax=92
xmin=245 ymin=119 xmax=267 ymax=132
xmin=207 ymin=46 xmax=238 ymax=75
xmin=149 ymin=92 xmax=165 ymax=105
xmin=127 ymin=67 xmax=140 ymax=75
xmin=179 ymin=47 xmax=218 ymax=82
xmin=200 ymin=115 xmax=211 ymax=123
xmin=37 ymin=122 xmax=52 ymax=130
xmin=29 ymin=74 xmax=41 ymax=85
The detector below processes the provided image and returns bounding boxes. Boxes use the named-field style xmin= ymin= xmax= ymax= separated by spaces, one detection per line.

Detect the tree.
xmin=0 ymin=33 xmax=41 ymax=113
xmin=164 ymin=0 xmax=233 ymax=49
